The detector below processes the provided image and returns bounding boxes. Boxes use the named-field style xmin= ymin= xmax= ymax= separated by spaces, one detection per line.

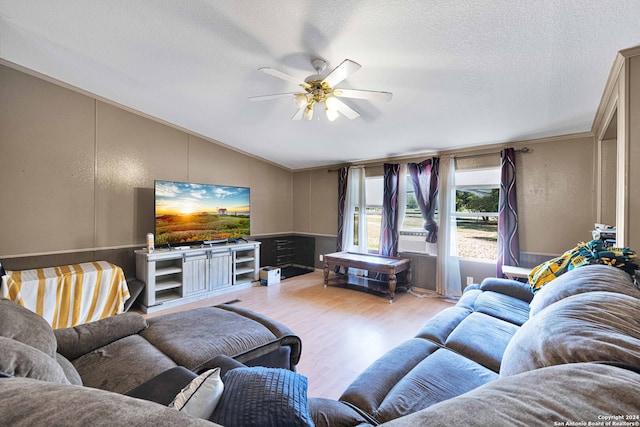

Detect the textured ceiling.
xmin=1 ymin=1 xmax=640 ymax=170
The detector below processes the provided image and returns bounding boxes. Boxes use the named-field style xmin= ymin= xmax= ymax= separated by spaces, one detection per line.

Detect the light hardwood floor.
xmin=138 ymin=270 xmax=454 ymax=399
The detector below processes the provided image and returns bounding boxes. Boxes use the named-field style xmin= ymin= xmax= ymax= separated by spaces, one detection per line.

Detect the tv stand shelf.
xmin=135 ymin=241 xmax=261 ymax=314
xmin=155 ymin=281 xmax=182 ymax=292
xmin=156 ymin=266 xmax=182 ymax=276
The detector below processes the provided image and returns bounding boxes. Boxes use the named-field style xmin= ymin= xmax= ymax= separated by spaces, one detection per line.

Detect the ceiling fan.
xmin=249 ymin=58 xmax=393 ymax=121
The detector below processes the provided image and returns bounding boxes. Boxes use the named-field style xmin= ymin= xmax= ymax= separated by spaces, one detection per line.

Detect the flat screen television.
xmin=154 ymin=180 xmax=250 ymax=246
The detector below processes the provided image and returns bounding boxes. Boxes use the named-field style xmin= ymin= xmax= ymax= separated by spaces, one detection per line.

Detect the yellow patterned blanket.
xmin=528 ymin=240 xmax=637 ymax=293
xmin=1 ymin=261 xmax=130 ymax=329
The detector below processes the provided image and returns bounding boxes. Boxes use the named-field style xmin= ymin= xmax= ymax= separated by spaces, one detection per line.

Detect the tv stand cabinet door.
xmin=182 ymin=253 xmax=207 ymax=296
xmin=208 ymin=250 xmax=232 ymax=290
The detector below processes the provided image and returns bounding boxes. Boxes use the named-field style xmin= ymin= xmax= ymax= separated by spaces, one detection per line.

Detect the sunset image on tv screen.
xmin=154 ymin=180 xmax=250 ymax=245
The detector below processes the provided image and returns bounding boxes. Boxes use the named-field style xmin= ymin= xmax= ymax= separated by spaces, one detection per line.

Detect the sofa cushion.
xmin=210 ymin=367 xmax=313 ymax=427
xmin=360 ymin=348 xmax=499 ymax=424
xmin=141 ymin=307 xmax=283 ymax=370
xmin=529 ymin=264 xmax=640 ymax=316
xmin=479 ymin=277 xmax=533 ymax=303
xmin=453 ymin=286 xmax=482 ymax=310
xmin=339 ymin=338 xmax=441 ymax=417
xmin=444 ymin=312 xmax=519 ymax=373
xmin=501 ymin=291 xmax=640 ymax=377
xmin=473 ymin=291 xmax=530 ymax=326
xmin=414 ymin=306 xmax=472 ymax=345
xmin=54 ymin=312 xmax=148 ymax=361
xmin=73 ymin=334 xmax=178 ymax=394
xmin=0 ymin=337 xmax=70 ymax=384
xmin=378 ymin=363 xmax=640 ymax=427
xmin=0 ymin=298 xmax=57 ymax=358
xmin=309 ymin=398 xmax=371 ymax=427
xmin=0 ymin=377 xmax=216 ymax=427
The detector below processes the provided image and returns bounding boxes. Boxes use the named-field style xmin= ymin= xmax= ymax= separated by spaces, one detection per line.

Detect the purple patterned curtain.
xmin=336 ymin=167 xmax=348 ymax=252
xmin=408 ymin=158 xmax=440 ymax=243
xmin=497 ymin=148 xmax=520 ymax=277
xmin=379 ymin=163 xmax=400 ymax=257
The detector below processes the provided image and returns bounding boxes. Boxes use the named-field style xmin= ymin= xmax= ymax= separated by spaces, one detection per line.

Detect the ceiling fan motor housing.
xmin=307 ymin=80 xmax=333 ymax=103
xmin=311 ymin=58 xmax=327 ymax=74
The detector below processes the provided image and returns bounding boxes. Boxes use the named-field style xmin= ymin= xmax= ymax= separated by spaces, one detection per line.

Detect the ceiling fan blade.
xmin=249 ymin=92 xmax=299 ymax=102
xmin=258 ymin=67 xmax=308 ymax=87
xmin=332 ymin=98 xmax=360 ymax=120
xmin=292 ymin=106 xmax=305 ymax=120
xmin=333 ymin=88 xmax=393 ymax=102
xmin=321 ymin=59 xmax=361 ymax=87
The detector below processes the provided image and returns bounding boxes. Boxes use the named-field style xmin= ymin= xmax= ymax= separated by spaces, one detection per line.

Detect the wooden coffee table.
xmin=323 ymin=251 xmax=411 ymax=303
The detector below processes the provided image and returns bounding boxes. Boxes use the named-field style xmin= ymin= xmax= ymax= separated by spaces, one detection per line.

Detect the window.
xmin=399 ymin=174 xmax=436 ymax=253
xmin=365 ymin=176 xmax=383 ymax=252
xmin=397 ymin=166 xmax=500 ymax=259
xmin=454 ymin=168 xmax=500 ymax=260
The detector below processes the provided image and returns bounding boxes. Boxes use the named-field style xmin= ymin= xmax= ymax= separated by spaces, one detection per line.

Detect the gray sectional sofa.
xmin=1 ymin=264 xmax=640 ymax=426
xmin=308 ymin=264 xmax=640 ymax=426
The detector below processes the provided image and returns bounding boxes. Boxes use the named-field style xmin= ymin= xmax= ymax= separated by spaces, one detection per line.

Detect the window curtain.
xmin=408 ymin=157 xmax=439 ymax=254
xmin=378 ymin=163 xmax=401 ymax=257
xmin=497 ymin=148 xmax=520 ymax=277
xmin=435 ymin=156 xmax=462 ymax=298
xmin=336 ymin=167 xmax=348 ymax=252
xmin=341 ymin=166 xmax=368 ymax=275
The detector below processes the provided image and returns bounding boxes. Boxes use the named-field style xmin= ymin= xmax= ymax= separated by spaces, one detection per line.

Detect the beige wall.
xmin=292 ymin=169 xmax=337 ymax=236
xmin=516 ymin=136 xmax=595 ymax=254
xmin=0 ymin=65 xmax=293 ymax=257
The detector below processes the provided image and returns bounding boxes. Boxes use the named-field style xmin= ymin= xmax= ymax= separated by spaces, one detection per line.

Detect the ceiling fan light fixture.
xmin=325 ymin=96 xmax=339 ymax=110
xmin=325 ymin=107 xmax=339 ymax=122
xmin=303 ymin=104 xmax=314 ymax=121
xmin=294 ymin=93 xmax=308 ymax=108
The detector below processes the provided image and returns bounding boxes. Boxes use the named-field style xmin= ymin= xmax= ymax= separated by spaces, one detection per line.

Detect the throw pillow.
xmin=211 ymin=367 xmax=314 ymax=427
xmin=168 ymin=368 xmax=224 ymax=419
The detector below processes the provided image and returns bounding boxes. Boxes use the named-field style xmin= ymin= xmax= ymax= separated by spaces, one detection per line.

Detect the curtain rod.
xmin=327 ymin=147 xmax=531 ymax=172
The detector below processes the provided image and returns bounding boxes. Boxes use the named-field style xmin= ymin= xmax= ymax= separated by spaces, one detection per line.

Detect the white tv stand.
xmin=135 ymin=240 xmax=261 ymax=314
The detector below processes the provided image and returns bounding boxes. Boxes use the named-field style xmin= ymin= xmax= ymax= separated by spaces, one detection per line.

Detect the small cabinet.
xmin=258 ymin=235 xmax=315 ymax=269
xmin=274 ymin=239 xmax=296 ymax=266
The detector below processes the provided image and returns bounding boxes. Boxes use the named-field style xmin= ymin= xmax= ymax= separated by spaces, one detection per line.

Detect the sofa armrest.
xmin=215 ymin=303 xmax=295 ymax=338
xmin=125 ymin=366 xmax=197 ymax=405
xmin=479 ymin=278 xmax=533 ymax=303
xmin=215 ymin=304 xmax=302 ymax=368
xmin=54 ymin=312 xmax=148 ymax=360
xmin=194 ymin=354 xmax=246 ymax=377
xmin=192 ymin=334 xmax=302 ymax=374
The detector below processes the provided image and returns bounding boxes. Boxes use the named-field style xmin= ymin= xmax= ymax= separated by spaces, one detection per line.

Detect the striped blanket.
xmin=1 ymin=261 xmax=130 ymax=329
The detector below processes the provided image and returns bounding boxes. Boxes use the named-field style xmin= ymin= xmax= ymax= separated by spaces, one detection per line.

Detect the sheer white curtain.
xmin=435 ymin=156 xmax=462 ymax=298
xmin=341 ymin=166 xmax=368 ymax=275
